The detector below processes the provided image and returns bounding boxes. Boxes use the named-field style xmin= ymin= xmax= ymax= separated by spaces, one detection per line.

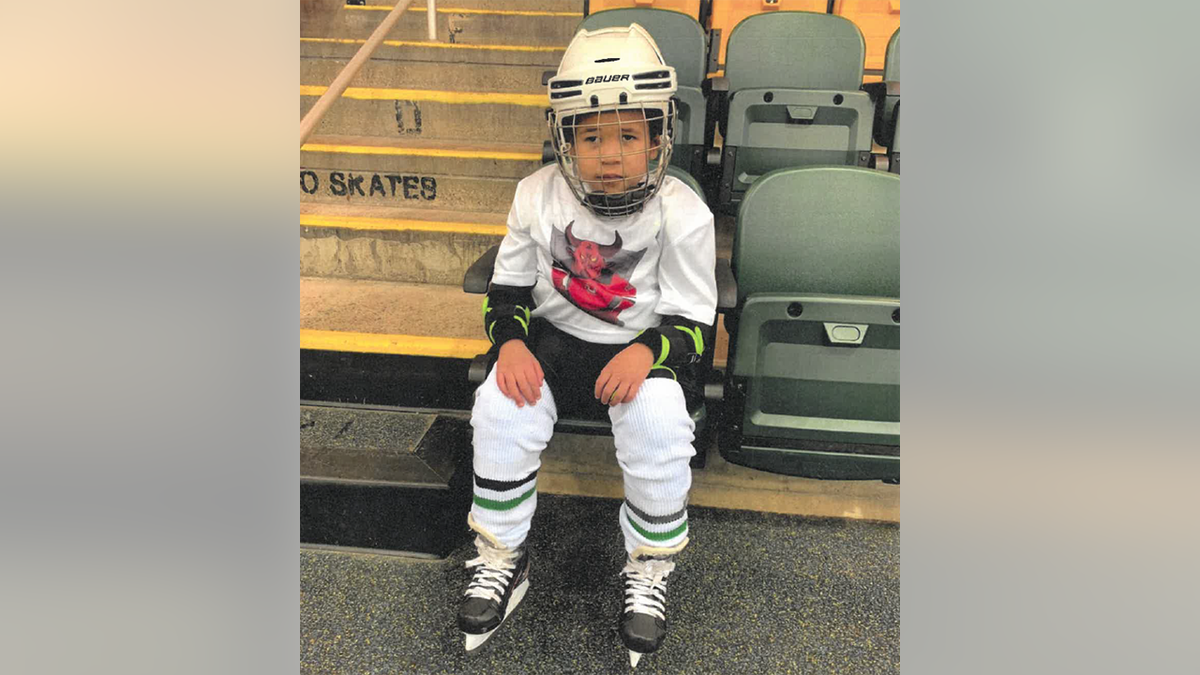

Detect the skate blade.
xmin=464 ymin=631 xmax=493 ymax=652
xmin=463 ymin=578 xmax=530 ymax=654
xmin=629 ymin=650 xmax=643 ymax=668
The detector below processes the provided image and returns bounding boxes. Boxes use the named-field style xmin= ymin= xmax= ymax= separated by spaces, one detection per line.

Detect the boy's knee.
xmin=614 ymin=380 xmax=694 ymax=434
xmin=471 ymin=366 xmax=557 ymax=431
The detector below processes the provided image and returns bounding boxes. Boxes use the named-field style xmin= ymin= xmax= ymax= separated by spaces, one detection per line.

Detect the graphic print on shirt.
xmin=549 ymin=221 xmax=647 ymax=326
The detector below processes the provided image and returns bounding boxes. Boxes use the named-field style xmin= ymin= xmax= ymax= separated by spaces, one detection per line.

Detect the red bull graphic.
xmin=550 ymin=221 xmax=647 ymax=326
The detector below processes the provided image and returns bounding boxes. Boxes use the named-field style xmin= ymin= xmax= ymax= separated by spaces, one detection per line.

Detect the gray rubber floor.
xmin=301 ymin=493 xmax=899 ymax=674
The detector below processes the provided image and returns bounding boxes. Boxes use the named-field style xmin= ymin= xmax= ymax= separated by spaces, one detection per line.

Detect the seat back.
xmin=706 ymin=0 xmax=825 ymax=77
xmin=884 ymin=27 xmax=900 ymax=81
xmin=732 ymin=166 xmax=897 ymax=303
xmin=665 ymin=163 xmax=705 ymax=200
xmin=718 ymin=12 xmax=874 ymax=209
xmin=577 ymin=9 xmax=709 ymax=176
xmin=723 ymin=166 xmax=899 ymax=480
xmin=725 ymin=11 xmax=864 ymax=92
xmin=832 ymin=0 xmax=901 ymax=75
xmin=587 ymin=0 xmax=703 ymax=22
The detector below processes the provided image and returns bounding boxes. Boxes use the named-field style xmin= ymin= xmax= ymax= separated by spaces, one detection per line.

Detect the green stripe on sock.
xmin=627 ymin=513 xmax=688 ymax=542
xmin=473 ymin=487 xmax=536 ymax=511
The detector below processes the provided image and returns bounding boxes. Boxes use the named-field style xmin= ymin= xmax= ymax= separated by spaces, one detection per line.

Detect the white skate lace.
xmin=622 ymin=557 xmax=674 ymax=621
xmin=464 ymin=541 xmax=520 ymax=605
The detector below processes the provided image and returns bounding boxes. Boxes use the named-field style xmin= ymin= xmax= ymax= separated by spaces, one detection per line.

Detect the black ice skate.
xmin=457 ymin=514 xmax=530 ymax=654
xmin=619 ymin=541 xmax=686 ymax=668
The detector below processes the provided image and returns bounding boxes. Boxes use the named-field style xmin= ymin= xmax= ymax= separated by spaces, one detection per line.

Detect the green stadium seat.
xmin=705 ymin=12 xmax=876 ymax=210
xmin=719 ymin=166 xmax=899 ymax=481
xmin=864 ymin=27 xmax=900 ymax=173
xmin=577 ymin=8 xmax=711 ymax=179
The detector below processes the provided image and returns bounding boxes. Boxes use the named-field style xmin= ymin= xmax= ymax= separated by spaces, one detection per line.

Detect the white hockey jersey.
xmin=491 ymin=164 xmax=717 ymax=344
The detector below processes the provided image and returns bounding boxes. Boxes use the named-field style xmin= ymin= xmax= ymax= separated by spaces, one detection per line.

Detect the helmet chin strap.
xmin=583 ymin=180 xmax=652 ymax=218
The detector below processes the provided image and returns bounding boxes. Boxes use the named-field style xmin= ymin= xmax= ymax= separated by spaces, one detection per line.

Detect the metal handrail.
xmin=300 ymin=0 xmax=437 ymax=146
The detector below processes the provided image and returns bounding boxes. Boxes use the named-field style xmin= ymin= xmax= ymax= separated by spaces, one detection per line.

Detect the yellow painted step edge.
xmin=300 ymin=84 xmax=547 ymax=107
xmin=300 ymin=328 xmax=727 ymax=368
xmin=301 ymin=213 xmax=507 ymax=235
xmin=301 ymin=142 xmax=540 ymax=161
xmin=301 ymin=329 xmax=490 ymax=359
xmin=348 ymin=4 xmax=583 ymax=17
xmin=301 ymin=36 xmax=566 ymax=52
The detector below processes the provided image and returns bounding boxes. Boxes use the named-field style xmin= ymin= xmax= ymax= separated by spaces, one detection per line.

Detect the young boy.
xmin=457 ymin=24 xmax=717 ymax=667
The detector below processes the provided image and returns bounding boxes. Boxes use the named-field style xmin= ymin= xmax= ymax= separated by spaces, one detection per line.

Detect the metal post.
xmin=299 ymin=0 xmax=418 ymax=146
xmin=427 ymin=0 xmax=437 ymax=41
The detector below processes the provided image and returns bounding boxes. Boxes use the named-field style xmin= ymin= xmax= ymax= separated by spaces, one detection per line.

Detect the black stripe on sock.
xmin=474 ymin=469 xmax=539 ymax=493
xmin=625 ymin=500 xmax=688 ymax=525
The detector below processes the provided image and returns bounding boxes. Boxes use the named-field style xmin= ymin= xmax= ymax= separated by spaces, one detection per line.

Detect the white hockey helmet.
xmin=546 ymin=23 xmax=677 ymax=218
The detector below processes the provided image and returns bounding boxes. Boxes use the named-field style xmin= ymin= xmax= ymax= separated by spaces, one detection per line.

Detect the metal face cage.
xmin=548 ymin=100 xmax=676 ymax=218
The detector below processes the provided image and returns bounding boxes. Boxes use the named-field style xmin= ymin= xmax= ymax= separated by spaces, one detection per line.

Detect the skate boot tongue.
xmin=464 ymin=539 xmax=522 ymax=604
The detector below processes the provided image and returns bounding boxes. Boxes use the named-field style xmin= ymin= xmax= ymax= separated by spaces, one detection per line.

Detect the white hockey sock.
xmin=610 ymin=379 xmax=696 ymax=554
xmin=468 ymin=365 xmax=557 ymax=551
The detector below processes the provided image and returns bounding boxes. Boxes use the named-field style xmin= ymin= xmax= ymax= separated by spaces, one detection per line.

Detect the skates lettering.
xmin=550 ymin=221 xmax=647 ymax=326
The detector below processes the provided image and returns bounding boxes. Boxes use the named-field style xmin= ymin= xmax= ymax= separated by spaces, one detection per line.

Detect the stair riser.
xmin=354 ymin=1 xmax=584 ymax=11
xmin=301 ymin=226 xmax=503 ymax=285
xmin=334 ymin=11 xmax=577 ymax=45
xmin=301 ymin=145 xmax=541 ymax=177
xmin=301 ymin=39 xmax=563 ymax=66
xmin=302 ymin=57 xmax=550 ymax=93
xmin=301 ymin=96 xmax=549 ymax=143
xmin=300 ymin=167 xmax=518 ymax=212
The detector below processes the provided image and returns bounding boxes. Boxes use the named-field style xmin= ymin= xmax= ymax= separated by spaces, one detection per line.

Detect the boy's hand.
xmin=595 ymin=343 xmax=654 ymax=407
xmin=495 ymin=340 xmax=544 ymax=407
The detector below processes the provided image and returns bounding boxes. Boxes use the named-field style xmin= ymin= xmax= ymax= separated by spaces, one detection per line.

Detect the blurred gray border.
xmin=906 ymin=2 xmax=1199 ymax=673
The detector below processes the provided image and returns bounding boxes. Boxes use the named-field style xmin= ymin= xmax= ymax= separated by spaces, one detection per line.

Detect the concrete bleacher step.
xmin=301 ymin=403 xmax=474 ymax=556
xmin=302 ymin=135 xmax=542 ymax=177
xmin=302 ymin=52 xmax=556 ymax=92
xmin=301 ymin=136 xmax=534 ymax=213
xmin=330 ymin=4 xmax=581 ymax=46
xmin=300 ymin=85 xmax=548 ymax=142
xmin=300 ymin=206 xmax=505 ymax=286
xmin=300 ymin=275 xmax=730 ymax=367
xmin=300 ymin=36 xmax=564 ymax=65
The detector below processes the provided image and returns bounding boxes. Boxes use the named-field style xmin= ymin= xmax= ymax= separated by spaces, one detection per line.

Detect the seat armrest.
xmin=469 ymin=353 xmax=495 ymax=384
xmin=715 ymin=257 xmax=737 ymax=310
xmin=702 ymin=76 xmax=730 ymax=145
xmin=701 ymin=75 xmax=729 ymax=95
xmin=462 ymin=244 xmax=501 ymax=294
xmin=861 ymin=80 xmax=899 ymax=102
xmin=862 ymin=81 xmax=900 ymax=148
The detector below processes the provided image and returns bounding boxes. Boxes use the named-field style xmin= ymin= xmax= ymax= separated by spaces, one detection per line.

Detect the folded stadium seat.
xmin=586 ymin=0 xmax=705 ymax=22
xmin=462 ymin=166 xmax=733 ymax=469
xmin=720 ymin=166 xmax=899 ymax=481
xmin=577 ymin=8 xmax=711 ymax=179
xmin=704 ymin=0 xmax=826 ymax=78
xmin=704 ymin=11 xmax=876 ymax=211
